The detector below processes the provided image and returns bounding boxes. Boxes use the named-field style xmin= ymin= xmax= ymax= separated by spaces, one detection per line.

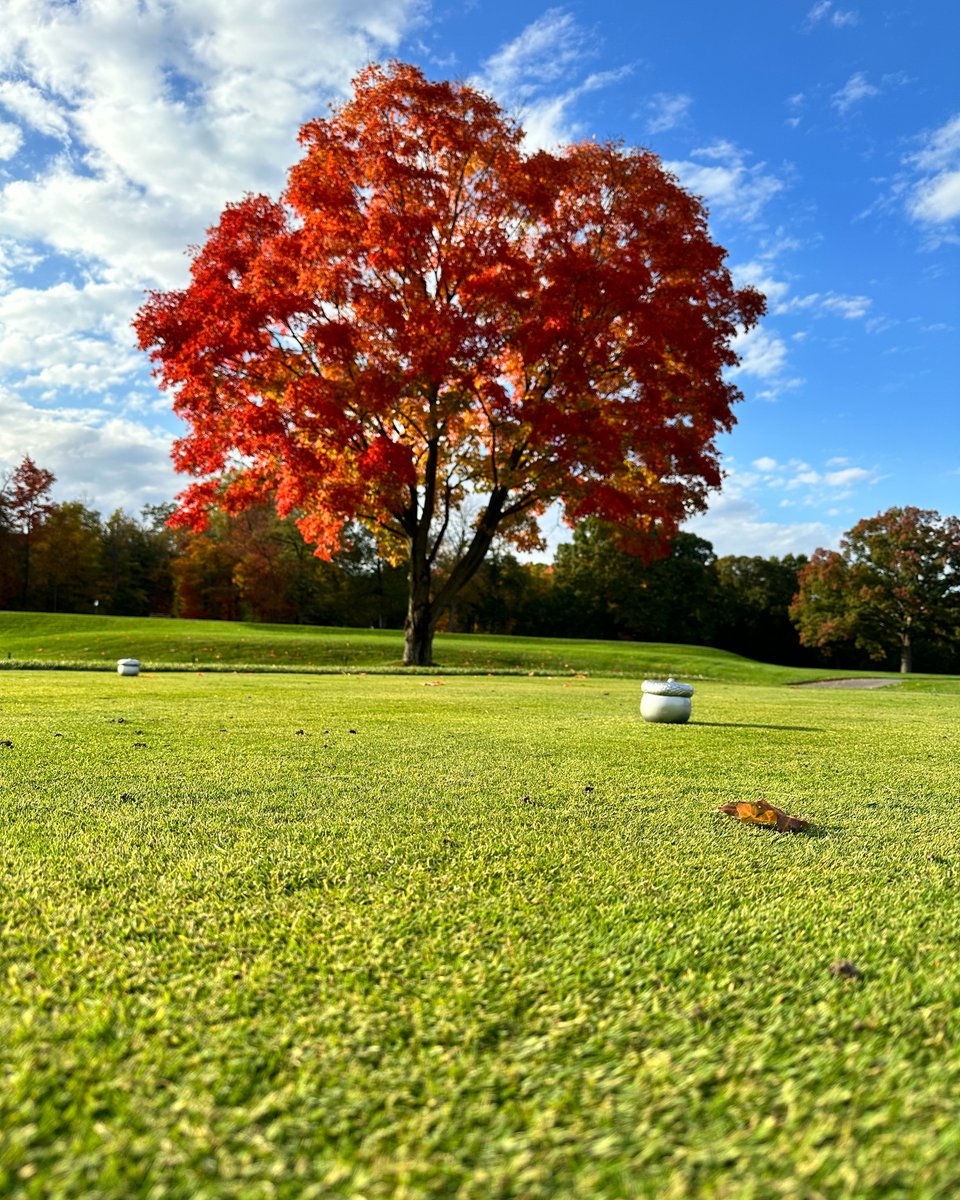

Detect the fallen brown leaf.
xmin=718 ymin=800 xmax=809 ymax=833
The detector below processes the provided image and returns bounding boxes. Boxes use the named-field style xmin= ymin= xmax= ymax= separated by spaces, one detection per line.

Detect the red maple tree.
xmin=136 ymin=62 xmax=764 ymax=664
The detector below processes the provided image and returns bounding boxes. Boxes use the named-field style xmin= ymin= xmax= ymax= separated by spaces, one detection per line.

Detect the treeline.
xmin=3 ymin=457 xmax=957 ymax=672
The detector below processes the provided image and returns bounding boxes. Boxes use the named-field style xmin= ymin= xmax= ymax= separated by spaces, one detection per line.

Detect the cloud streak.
xmin=832 ymin=71 xmax=879 ymax=115
xmin=476 ymin=8 xmax=630 ymax=150
xmin=906 ymin=113 xmax=960 ymax=229
xmin=665 ymin=141 xmax=785 ymax=223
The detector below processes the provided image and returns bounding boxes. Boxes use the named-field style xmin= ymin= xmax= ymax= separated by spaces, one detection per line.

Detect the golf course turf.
xmin=1 ymin=614 xmax=959 ymax=1197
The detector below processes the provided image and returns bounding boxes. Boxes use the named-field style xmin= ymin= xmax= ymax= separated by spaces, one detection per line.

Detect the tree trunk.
xmin=400 ymin=481 xmax=514 ymax=666
xmin=900 ymin=628 xmax=912 ymax=674
xmin=403 ymin=560 xmax=435 ymax=665
xmin=403 ymin=598 xmax=434 ymax=665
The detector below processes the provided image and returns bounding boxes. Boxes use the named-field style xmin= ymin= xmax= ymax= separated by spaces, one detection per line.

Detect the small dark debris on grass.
xmin=584 ymin=785 xmax=594 ymax=794
xmin=133 ymin=742 xmax=148 ymax=748
xmin=348 ymin=729 xmax=357 ymax=734
xmin=295 ymin=729 xmax=306 ymax=736
xmin=830 ymin=959 xmax=863 ymax=980
xmin=0 ymin=739 xmax=12 ymax=748
xmin=53 ymin=732 xmax=63 ymax=738
xmin=119 ymin=793 xmax=137 ymax=803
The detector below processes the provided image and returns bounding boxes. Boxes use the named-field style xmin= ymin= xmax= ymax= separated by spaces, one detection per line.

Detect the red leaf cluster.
xmin=136 ymin=61 xmax=764 ymax=563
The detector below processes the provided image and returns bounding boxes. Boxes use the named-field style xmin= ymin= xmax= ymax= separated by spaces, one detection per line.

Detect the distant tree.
xmin=136 ymin=61 xmax=764 ymax=666
xmin=551 ymin=521 xmax=718 ymax=643
xmin=790 ymin=507 xmax=960 ymax=673
xmin=714 ymin=553 xmax=809 ymax=665
xmin=439 ymin=547 xmax=540 ymax=635
xmin=170 ymin=511 xmax=241 ymax=621
xmin=5 ymin=455 xmax=56 ymax=606
xmin=31 ymin=502 xmax=102 ymax=612
xmin=0 ymin=472 xmax=15 ymax=607
xmin=169 ymin=506 xmax=407 ymax=627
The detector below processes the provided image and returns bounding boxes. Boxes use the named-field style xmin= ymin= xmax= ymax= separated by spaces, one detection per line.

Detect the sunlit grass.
xmin=2 ymin=670 xmax=960 ymax=1197
xmin=0 ymin=609 xmax=915 ymax=685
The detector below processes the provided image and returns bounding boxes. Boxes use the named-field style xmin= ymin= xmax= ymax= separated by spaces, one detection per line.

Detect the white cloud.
xmin=805 ymin=2 xmax=859 ymax=30
xmin=832 ymin=71 xmax=879 ymax=115
xmin=0 ymin=79 xmax=70 ymax=139
xmin=0 ymin=0 xmax=423 ymax=289
xmin=0 ymin=120 xmax=22 ymax=158
xmin=906 ymin=114 xmax=960 ymax=227
xmin=515 ymin=67 xmax=632 ymax=151
xmin=806 ymin=1 xmax=833 ymax=25
xmin=0 ymin=236 xmax=42 ymax=290
xmin=684 ymin=454 xmax=879 ymax=555
xmin=685 ymin=491 xmax=839 ymax=557
xmin=820 ymin=292 xmax=872 ymax=320
xmin=729 ymin=326 xmax=789 ymax=380
xmin=476 ymin=10 xmax=630 ymax=150
xmin=645 ymin=92 xmax=692 ymax=135
xmin=481 ymin=8 xmax=588 ymax=97
xmin=0 ymin=162 xmax=206 ymax=288
xmin=0 ymin=388 xmax=180 ymax=515
xmin=782 ymin=461 xmax=880 ymax=494
xmin=733 ymin=261 xmax=790 ymax=307
xmin=775 ymin=290 xmax=872 ymax=321
xmin=824 ymin=466 xmax=871 ymax=487
xmin=911 ymin=174 xmax=960 ymax=224
xmin=665 ymin=141 xmax=784 ymax=223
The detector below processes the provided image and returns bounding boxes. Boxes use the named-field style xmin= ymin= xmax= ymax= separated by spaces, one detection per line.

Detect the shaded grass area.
xmin=0 ymin=609 xmax=911 ymax=685
xmin=2 ymin=671 xmax=960 ymax=1197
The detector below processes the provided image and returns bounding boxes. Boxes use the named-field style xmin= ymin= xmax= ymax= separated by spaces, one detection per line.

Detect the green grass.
xmin=2 ymin=669 xmax=960 ymax=1197
xmin=0 ymin=609 xmax=912 ymax=685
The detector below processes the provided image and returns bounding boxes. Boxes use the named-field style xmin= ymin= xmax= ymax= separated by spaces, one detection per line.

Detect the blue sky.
xmin=0 ymin=0 xmax=957 ymax=558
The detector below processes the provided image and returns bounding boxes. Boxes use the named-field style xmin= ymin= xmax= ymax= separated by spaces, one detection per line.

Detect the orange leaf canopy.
xmin=136 ymin=61 xmax=764 ymax=562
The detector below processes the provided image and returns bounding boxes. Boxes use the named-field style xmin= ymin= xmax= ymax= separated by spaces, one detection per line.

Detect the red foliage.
xmin=7 ymin=455 xmax=56 ymax=533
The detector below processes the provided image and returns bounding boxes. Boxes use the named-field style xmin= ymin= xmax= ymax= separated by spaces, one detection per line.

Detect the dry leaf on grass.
xmin=718 ymin=800 xmax=809 ymax=833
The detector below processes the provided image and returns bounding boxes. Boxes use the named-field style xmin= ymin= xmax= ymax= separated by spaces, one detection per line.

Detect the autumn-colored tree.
xmin=136 ymin=61 xmax=764 ymax=665
xmin=5 ymin=455 xmax=56 ymax=606
xmin=790 ymin=507 xmax=960 ymax=673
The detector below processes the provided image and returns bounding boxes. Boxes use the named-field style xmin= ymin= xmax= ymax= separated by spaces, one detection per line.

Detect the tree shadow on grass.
xmin=690 ymin=722 xmax=823 ymax=732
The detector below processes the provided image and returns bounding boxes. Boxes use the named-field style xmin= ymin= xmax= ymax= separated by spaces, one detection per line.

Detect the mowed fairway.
xmin=2 ymin=668 xmax=960 ymax=1198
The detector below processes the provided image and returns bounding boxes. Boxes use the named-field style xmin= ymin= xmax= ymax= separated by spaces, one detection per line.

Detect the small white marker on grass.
xmin=640 ymin=677 xmax=694 ymax=723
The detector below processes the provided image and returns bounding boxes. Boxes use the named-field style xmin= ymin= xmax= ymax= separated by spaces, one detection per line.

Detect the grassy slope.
xmin=2 ymin=670 xmax=960 ymax=1197
xmin=0 ymin=609 xmax=916 ymax=685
